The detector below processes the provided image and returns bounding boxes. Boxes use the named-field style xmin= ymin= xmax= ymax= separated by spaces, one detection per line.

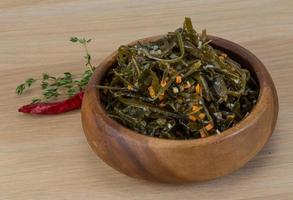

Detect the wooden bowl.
xmin=81 ymin=35 xmax=278 ymax=183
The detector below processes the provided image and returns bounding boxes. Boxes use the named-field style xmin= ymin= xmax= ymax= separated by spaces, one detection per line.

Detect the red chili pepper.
xmin=18 ymin=91 xmax=84 ymax=114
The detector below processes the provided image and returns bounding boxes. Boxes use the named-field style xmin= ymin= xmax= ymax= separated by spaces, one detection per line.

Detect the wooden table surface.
xmin=1 ymin=0 xmax=293 ymax=199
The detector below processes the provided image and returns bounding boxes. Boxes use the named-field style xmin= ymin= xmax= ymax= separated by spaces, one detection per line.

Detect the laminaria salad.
xmin=97 ymin=18 xmax=259 ymax=139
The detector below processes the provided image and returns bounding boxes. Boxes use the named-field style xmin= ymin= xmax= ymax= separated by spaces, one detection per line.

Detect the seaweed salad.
xmin=97 ymin=18 xmax=259 ymax=139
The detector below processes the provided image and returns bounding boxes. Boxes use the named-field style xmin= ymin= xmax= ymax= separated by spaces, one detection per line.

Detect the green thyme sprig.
xmin=16 ymin=37 xmax=94 ymax=103
xmin=16 ymin=78 xmax=37 ymax=95
xmin=70 ymin=37 xmax=95 ymax=72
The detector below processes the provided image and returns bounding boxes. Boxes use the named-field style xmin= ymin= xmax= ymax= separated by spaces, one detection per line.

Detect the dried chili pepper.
xmin=18 ymin=91 xmax=84 ymax=114
xmin=16 ymin=37 xmax=94 ymax=114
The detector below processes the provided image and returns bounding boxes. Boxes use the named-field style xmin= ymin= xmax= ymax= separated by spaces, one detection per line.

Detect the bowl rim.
xmin=85 ymin=35 xmax=275 ymax=147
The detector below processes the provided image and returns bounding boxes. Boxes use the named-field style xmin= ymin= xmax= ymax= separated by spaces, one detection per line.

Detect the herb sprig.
xmin=16 ymin=37 xmax=94 ymax=103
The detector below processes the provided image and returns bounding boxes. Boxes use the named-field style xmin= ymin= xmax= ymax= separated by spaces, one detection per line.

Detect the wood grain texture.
xmin=0 ymin=0 xmax=292 ymax=199
xmin=81 ymin=35 xmax=278 ymax=183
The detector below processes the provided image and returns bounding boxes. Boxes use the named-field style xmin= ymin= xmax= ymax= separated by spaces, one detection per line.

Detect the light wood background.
xmin=1 ymin=0 xmax=293 ymax=199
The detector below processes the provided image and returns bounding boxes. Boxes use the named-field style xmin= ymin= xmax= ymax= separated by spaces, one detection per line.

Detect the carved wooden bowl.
xmin=81 ymin=35 xmax=278 ymax=183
